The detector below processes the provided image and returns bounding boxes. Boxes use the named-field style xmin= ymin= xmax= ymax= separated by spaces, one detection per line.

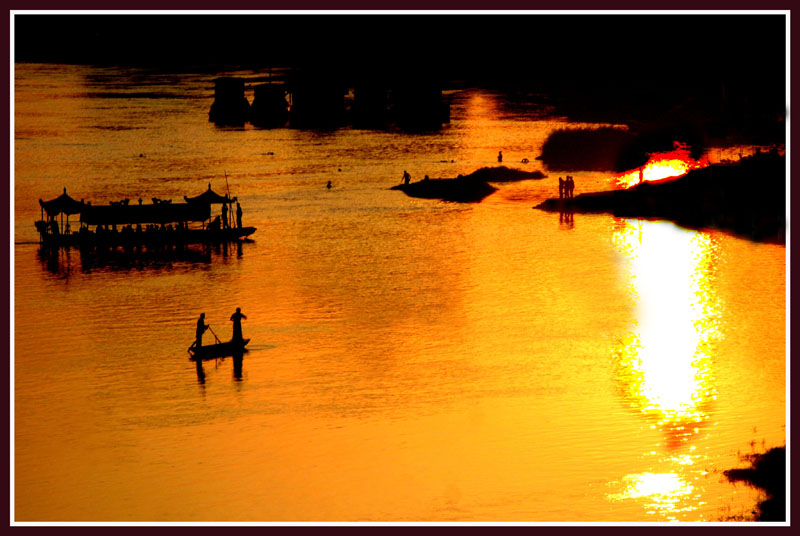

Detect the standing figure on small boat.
xmin=230 ymin=307 xmax=247 ymax=344
xmin=195 ymin=313 xmax=209 ymax=349
xmin=236 ymin=202 xmax=243 ymax=229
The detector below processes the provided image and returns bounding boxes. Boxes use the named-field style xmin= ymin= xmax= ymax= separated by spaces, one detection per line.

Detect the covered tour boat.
xmin=35 ymin=185 xmax=256 ymax=248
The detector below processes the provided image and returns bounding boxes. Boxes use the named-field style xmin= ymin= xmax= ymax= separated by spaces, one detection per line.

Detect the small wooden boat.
xmin=189 ymin=338 xmax=250 ymax=361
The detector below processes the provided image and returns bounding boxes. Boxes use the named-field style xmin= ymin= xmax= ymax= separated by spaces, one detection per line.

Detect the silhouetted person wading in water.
xmin=230 ymin=308 xmax=247 ymax=344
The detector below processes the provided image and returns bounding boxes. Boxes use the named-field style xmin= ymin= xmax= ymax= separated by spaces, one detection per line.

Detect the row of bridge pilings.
xmin=209 ymin=78 xmax=288 ymax=128
xmin=208 ymin=76 xmax=450 ymax=129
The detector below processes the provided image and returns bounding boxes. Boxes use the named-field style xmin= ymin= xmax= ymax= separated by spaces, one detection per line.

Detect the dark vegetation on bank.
xmin=552 ymin=85 xmax=785 ymax=151
xmin=535 ymin=151 xmax=785 ymax=244
xmin=537 ymin=122 xmax=768 ymax=174
xmin=538 ymin=127 xmax=636 ymax=171
xmin=391 ymin=166 xmax=546 ymax=203
xmin=724 ymin=446 xmax=786 ymax=522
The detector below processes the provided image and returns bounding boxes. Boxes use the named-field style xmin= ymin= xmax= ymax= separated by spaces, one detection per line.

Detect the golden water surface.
xmin=13 ymin=64 xmax=786 ymax=522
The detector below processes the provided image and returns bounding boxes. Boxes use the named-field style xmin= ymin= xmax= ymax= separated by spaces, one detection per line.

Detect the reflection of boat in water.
xmin=78 ymin=244 xmax=215 ymax=272
xmin=189 ymin=338 xmax=249 ymax=361
xmin=35 ymin=185 xmax=256 ymax=249
xmin=37 ymin=239 xmax=246 ymax=275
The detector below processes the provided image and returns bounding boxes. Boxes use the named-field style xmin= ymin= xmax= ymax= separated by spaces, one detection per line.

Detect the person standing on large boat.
xmin=236 ymin=202 xmax=243 ymax=229
xmin=230 ymin=308 xmax=247 ymax=344
xmin=195 ymin=313 xmax=209 ymax=349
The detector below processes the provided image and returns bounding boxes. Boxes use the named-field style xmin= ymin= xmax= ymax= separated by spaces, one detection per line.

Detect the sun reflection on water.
xmin=608 ymin=219 xmax=723 ymax=518
xmin=612 ymin=219 xmax=722 ymax=445
xmin=608 ymin=472 xmax=697 ymax=520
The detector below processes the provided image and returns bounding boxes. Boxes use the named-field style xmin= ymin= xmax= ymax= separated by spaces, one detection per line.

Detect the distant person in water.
xmin=230 ymin=307 xmax=247 ymax=343
xmin=195 ymin=313 xmax=209 ymax=349
xmin=558 ymin=177 xmax=565 ymax=199
xmin=567 ymin=176 xmax=575 ymax=198
xmin=498 ymin=151 xmax=503 ymax=163
xmin=236 ymin=202 xmax=243 ymax=229
xmin=327 ymin=180 xmax=332 ymax=189
xmin=403 ymin=170 xmax=411 ymax=185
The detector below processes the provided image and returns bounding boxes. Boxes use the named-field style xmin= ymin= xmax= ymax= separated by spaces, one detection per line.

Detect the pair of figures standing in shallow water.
xmin=558 ymin=176 xmax=575 ymax=199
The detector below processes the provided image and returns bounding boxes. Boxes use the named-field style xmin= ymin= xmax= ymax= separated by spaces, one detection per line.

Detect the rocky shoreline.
xmin=535 ymin=152 xmax=785 ymax=244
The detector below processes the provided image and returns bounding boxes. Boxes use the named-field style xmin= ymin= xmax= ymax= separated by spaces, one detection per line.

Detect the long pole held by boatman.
xmin=208 ymin=325 xmax=222 ymax=345
xmin=224 ymin=170 xmax=231 ymax=228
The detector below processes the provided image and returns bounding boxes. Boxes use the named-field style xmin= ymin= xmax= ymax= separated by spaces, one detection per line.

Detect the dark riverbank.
xmin=392 ymin=166 xmax=546 ymax=202
xmin=535 ymin=151 xmax=785 ymax=244
xmin=537 ymin=125 xmax=713 ymax=173
xmin=724 ymin=446 xmax=786 ymax=521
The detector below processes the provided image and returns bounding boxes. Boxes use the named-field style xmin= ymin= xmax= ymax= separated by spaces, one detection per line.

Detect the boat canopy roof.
xmin=184 ymin=184 xmax=236 ymax=205
xmin=80 ymin=203 xmax=211 ymax=225
xmin=39 ymin=188 xmax=85 ymax=217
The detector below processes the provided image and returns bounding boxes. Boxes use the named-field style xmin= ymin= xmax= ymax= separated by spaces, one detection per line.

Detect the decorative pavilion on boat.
xmin=35 ymin=185 xmax=255 ymax=248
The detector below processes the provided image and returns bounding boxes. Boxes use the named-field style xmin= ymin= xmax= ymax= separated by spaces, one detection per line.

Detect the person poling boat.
xmin=191 ymin=313 xmax=210 ymax=350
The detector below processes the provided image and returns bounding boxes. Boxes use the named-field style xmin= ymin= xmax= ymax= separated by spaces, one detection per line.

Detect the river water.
xmin=13 ymin=63 xmax=786 ymax=522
